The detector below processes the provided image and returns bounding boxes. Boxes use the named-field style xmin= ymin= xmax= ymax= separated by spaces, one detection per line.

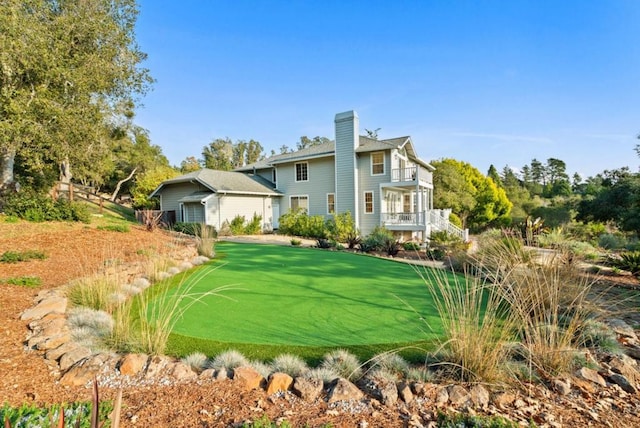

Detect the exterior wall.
xmin=158 ymin=182 xmax=207 ymax=222
xmin=275 ymin=157 xmax=335 ymax=217
xmin=357 ymin=150 xmax=392 ymax=235
xmin=207 ymin=194 xmax=274 ymax=232
xmin=182 ymin=202 xmax=205 ymax=223
xmin=253 ymin=168 xmax=275 ymax=185
xmin=334 ymin=111 xmax=359 ymax=227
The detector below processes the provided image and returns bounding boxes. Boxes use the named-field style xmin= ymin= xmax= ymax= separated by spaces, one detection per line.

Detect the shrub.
xmin=316 ymin=238 xmax=333 ymax=249
xmin=326 ymin=211 xmax=357 ymax=243
xmin=290 ymin=238 xmax=301 ymax=246
xmin=598 ymin=233 xmax=627 ymax=250
xmin=194 ymin=223 xmax=216 ymax=258
xmin=320 ymin=349 xmax=362 ymax=381
xmin=403 ymin=241 xmax=421 ymax=251
xmin=359 ymin=226 xmax=394 ymax=253
xmin=2 ymin=190 xmax=90 ymax=222
xmin=244 ymin=213 xmax=263 ymax=235
xmin=230 ymin=215 xmax=246 ymax=235
xmin=608 ymin=251 xmax=640 ymax=276
xmin=181 ymin=352 xmax=209 ymax=373
xmin=277 ymin=208 xmax=329 ymax=239
xmin=3 ymin=276 xmax=42 ymax=287
xmin=271 ymin=353 xmax=309 ymax=377
xmin=369 ymin=352 xmax=410 ymax=379
xmin=139 ymin=209 xmax=163 ymax=231
xmin=0 ymin=250 xmax=47 ymax=263
xmin=208 ymin=350 xmax=249 ymax=370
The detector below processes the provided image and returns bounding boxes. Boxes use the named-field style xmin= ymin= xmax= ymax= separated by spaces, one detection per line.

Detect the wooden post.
xmin=69 ymin=183 xmax=74 ymax=201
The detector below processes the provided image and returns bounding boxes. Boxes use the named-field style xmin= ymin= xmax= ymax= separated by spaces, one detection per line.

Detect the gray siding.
xmin=357 ymin=150 xmax=392 ymax=235
xmin=182 ymin=202 xmax=205 ymax=223
xmin=334 ymin=111 xmax=359 ymax=226
xmin=275 ymin=157 xmax=335 ymax=217
xmin=158 ymin=182 xmax=209 ymax=222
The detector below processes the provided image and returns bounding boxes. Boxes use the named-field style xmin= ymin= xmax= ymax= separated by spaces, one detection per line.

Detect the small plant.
xmin=139 ymin=209 xmax=163 ymax=231
xmin=436 ymin=412 xmax=520 ymax=427
xmin=403 ymin=241 xmax=421 ymax=251
xmin=181 ymin=352 xmax=209 ymax=373
xmin=96 ymin=224 xmax=130 ymax=233
xmin=207 ymin=349 xmax=249 ymax=371
xmin=3 ymin=276 xmax=42 ymax=287
xmin=67 ymin=307 xmax=114 ymax=349
xmin=316 ymin=238 xmax=333 ymax=249
xmin=271 ymin=353 xmax=309 ymax=377
xmin=194 ymin=223 xmax=216 ymax=258
xmin=320 ymin=349 xmax=362 ymax=381
xmin=382 ymin=237 xmax=401 ymax=256
xmin=230 ymin=215 xmax=247 ymax=235
xmin=608 ymin=251 xmax=640 ymax=276
xmin=65 ymin=273 xmax=124 ymax=314
xmin=0 ymin=250 xmax=47 ymax=263
xmin=290 ymin=238 xmax=302 ymax=246
xmin=244 ymin=213 xmax=263 ymax=235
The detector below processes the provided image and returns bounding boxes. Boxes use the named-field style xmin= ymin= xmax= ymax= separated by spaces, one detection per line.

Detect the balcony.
xmin=390 ymin=166 xmax=432 ymax=184
xmin=381 ymin=211 xmax=425 ymax=227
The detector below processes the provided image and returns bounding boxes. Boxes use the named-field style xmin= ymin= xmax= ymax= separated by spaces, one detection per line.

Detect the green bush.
xmin=403 ymin=241 xmax=421 ymax=251
xmin=244 ymin=213 xmax=263 ymax=235
xmin=0 ymin=250 xmax=47 ymax=263
xmin=278 ymin=208 xmax=328 ymax=239
xmin=2 ymin=191 xmax=89 ymax=223
xmin=359 ymin=226 xmax=394 ymax=252
xmin=229 ymin=215 xmax=246 ymax=235
xmin=598 ymin=233 xmax=627 ymax=250
xmin=608 ymin=251 xmax=640 ymax=275
xmin=326 ymin=211 xmax=357 ymax=242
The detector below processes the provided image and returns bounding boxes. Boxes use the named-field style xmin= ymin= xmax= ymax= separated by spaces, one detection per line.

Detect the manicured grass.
xmin=164 ymin=242 xmax=451 ymax=361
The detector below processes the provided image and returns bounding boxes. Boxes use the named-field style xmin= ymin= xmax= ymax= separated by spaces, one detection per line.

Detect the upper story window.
xmin=295 ymin=162 xmax=308 ymax=182
xmin=272 ymin=169 xmax=277 ymax=183
xmin=371 ymin=152 xmax=384 ymax=175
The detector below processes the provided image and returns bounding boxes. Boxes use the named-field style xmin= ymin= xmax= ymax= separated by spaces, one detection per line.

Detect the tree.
xmin=296 ymin=136 xmax=332 ymax=151
xmin=131 ymin=165 xmax=179 ymax=209
xmin=245 ymin=139 xmax=264 ymax=165
xmin=487 ymin=165 xmax=502 ymax=187
xmin=432 ymin=159 xmax=512 ymax=231
xmin=0 ymin=0 xmax=152 ymax=192
xmin=180 ymin=156 xmax=201 ymax=173
xmin=202 ymin=138 xmax=233 ymax=170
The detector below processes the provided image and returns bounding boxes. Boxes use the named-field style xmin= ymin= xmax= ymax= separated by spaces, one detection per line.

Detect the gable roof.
xmin=237 ymin=135 xmax=433 ymax=171
xmin=150 ymin=169 xmax=281 ymax=198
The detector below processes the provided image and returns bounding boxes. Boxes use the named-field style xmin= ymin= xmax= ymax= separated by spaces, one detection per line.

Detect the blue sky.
xmin=134 ymin=1 xmax=640 ymax=179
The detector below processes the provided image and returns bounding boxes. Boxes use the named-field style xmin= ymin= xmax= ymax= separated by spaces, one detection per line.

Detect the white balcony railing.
xmin=381 ymin=211 xmax=425 ymax=226
xmin=391 ymin=166 xmax=432 ymax=183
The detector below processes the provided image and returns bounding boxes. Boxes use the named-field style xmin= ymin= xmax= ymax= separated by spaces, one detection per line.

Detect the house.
xmin=148 ymin=169 xmax=280 ymax=232
xmin=151 ymin=110 xmax=467 ymax=241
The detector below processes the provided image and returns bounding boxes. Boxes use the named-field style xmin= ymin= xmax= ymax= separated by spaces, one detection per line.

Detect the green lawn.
xmin=165 ymin=242 xmax=450 ymax=362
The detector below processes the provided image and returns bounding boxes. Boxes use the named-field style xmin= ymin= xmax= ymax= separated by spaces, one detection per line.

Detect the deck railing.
xmin=390 ymin=165 xmax=432 ymax=183
xmin=381 ymin=211 xmax=425 ymax=226
xmin=429 ymin=210 xmax=468 ymax=241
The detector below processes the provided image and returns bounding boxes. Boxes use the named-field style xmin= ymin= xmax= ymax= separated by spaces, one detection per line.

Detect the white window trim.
xmin=327 ymin=193 xmax=335 ymax=215
xmin=370 ymin=152 xmax=385 ymax=176
xmin=364 ymin=191 xmax=374 ymax=214
xmin=295 ymin=162 xmax=309 ymax=182
xmin=290 ymin=194 xmax=309 ymax=212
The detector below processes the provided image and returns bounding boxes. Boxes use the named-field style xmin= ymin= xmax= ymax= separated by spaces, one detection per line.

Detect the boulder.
xmin=435 ymin=386 xmax=449 ymax=405
xmin=379 ymin=381 xmax=398 ymax=406
xmin=59 ymin=347 xmax=92 ymax=371
xmin=609 ymin=373 xmax=637 ymax=394
xmin=168 ymin=362 xmax=198 ymax=381
xmin=327 ymin=378 xmax=364 ymax=403
xmin=144 ymin=355 xmax=172 ymax=379
xmin=470 ymin=384 xmax=490 ymax=408
xmin=447 ymin=385 xmax=470 ymax=406
xmin=199 ymin=368 xmax=216 ymax=379
xmin=576 ymin=367 xmax=607 ymax=387
xmin=59 ymin=354 xmax=111 ymax=387
xmin=36 ymin=333 xmax=71 ymax=351
xmin=20 ymin=296 xmax=67 ymax=321
xmin=552 ymin=378 xmax=571 ymax=396
xmin=233 ymin=366 xmax=265 ymax=391
xmin=45 ymin=341 xmax=80 ymax=362
xmin=267 ymin=372 xmax=294 ymax=395
xmin=398 ymin=382 xmax=414 ymax=404
xmin=119 ymin=353 xmax=148 ymax=376
xmin=491 ymin=391 xmax=516 ymax=409
xmin=292 ymin=377 xmax=323 ymax=401
xmin=179 ymin=261 xmax=194 ymax=271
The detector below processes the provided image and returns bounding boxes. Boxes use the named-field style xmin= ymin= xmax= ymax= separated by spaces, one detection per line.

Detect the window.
xmin=327 ymin=193 xmax=335 ymax=214
xmin=272 ymin=169 xmax=277 ymax=183
xmin=364 ymin=191 xmax=374 ymax=214
xmin=403 ymin=194 xmax=411 ymax=213
xmin=290 ymin=195 xmax=308 ymax=212
xmin=371 ymin=152 xmax=384 ymax=175
xmin=295 ymin=162 xmax=308 ymax=182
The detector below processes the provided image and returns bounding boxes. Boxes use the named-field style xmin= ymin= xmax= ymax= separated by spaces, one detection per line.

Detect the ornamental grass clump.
xmin=320 ymin=349 xmax=363 ymax=381
xmin=271 ymin=353 xmax=309 ymax=377
xmin=207 ymin=349 xmax=250 ymax=371
xmin=181 ymin=352 xmax=209 ymax=373
xmin=67 ymin=307 xmax=114 ymax=349
xmin=194 ymin=222 xmax=216 ymax=258
xmin=65 ymin=273 xmax=124 ymax=314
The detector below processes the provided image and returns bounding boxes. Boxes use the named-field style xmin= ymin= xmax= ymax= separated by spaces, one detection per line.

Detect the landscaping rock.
xmin=576 ymin=367 xmax=607 ymax=387
xmin=59 ymin=347 xmax=92 ymax=371
xmin=292 ymin=377 xmax=323 ymax=401
xmin=605 ymin=318 xmax=638 ymax=340
xmin=398 ymin=382 xmax=414 ymax=404
xmin=233 ymin=366 xmax=265 ymax=391
xmin=145 ymin=355 xmax=172 ymax=379
xmin=491 ymin=391 xmax=516 ymax=409
xmin=447 ymin=385 xmax=470 ymax=406
xmin=59 ymin=353 xmax=112 ymax=387
xmin=199 ymin=368 xmax=216 ymax=379
xmin=380 ymin=381 xmax=398 ymax=406
xmin=36 ymin=333 xmax=71 ymax=351
xmin=470 ymin=385 xmax=490 ymax=408
xmin=552 ymin=379 xmax=572 ymax=396
xmin=267 ymin=372 xmax=293 ymax=395
xmin=20 ymin=296 xmax=67 ymax=321
xmin=410 ymin=381 xmax=425 ymax=397
xmin=327 ymin=378 xmax=364 ymax=403
xmin=45 ymin=341 xmax=80 ymax=362
xmin=119 ymin=353 xmax=148 ymax=376
xmin=435 ymin=386 xmax=449 ymax=406
xmin=608 ymin=373 xmax=637 ymax=394
xmin=168 ymin=362 xmax=198 ymax=381
xmin=624 ymin=344 xmax=640 ymax=360
xmin=608 ymin=356 xmax=639 ymax=385
xmin=215 ymin=369 xmax=230 ymax=381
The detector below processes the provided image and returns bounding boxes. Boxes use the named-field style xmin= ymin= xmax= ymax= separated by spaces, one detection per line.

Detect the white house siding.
xmin=334 ymin=111 xmax=359 ymax=227
xmin=158 ymin=182 xmax=205 ymax=222
xmin=210 ymin=194 xmax=274 ymax=232
xmin=276 ymin=157 xmax=335 ymax=217
xmin=357 ymin=150 xmax=392 ymax=236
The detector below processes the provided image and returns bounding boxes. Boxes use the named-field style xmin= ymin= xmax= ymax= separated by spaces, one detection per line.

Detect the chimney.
xmin=334 ymin=110 xmax=359 ymax=228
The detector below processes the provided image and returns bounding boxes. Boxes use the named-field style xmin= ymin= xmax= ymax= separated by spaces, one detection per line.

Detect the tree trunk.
xmin=111 ymin=167 xmax=137 ymax=202
xmin=0 ymin=146 xmax=16 ymax=190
